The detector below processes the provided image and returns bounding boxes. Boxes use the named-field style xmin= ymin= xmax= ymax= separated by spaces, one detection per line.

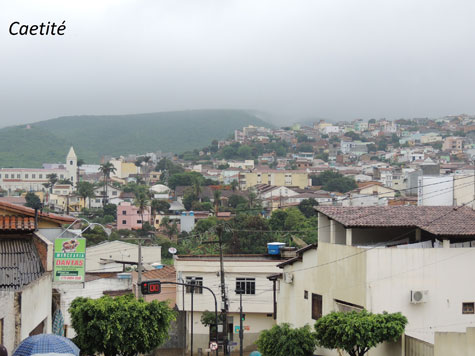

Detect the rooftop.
xmin=316 ymin=206 xmax=475 ymax=236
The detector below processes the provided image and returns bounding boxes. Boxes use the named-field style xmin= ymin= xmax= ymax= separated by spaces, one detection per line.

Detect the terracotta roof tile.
xmin=139 ymin=266 xmax=176 ymax=281
xmin=0 ymin=201 xmax=75 ymax=224
xmin=0 ymin=216 xmax=35 ymax=231
xmin=316 ymin=206 xmax=475 ymax=236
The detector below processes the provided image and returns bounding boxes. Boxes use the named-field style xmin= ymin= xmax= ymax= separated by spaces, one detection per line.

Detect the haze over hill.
xmin=0 ymin=110 xmax=271 ymax=168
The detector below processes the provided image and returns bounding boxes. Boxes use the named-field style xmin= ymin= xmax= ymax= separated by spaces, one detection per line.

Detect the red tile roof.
xmin=0 ymin=201 xmax=75 ymax=224
xmin=138 ymin=266 xmax=176 ymax=281
xmin=0 ymin=216 xmax=35 ymax=231
xmin=316 ymin=206 xmax=475 ymax=236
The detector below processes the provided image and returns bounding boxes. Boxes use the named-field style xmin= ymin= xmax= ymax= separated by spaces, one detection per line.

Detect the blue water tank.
xmin=267 ymin=242 xmax=286 ymax=255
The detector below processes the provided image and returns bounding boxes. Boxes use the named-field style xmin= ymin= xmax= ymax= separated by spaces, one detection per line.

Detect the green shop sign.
xmin=53 ymin=237 xmax=86 ymax=282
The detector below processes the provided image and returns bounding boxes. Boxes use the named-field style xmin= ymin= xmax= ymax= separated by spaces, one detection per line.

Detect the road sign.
xmin=210 ymin=342 xmax=218 ymax=351
xmin=234 ymin=326 xmax=240 ymax=333
xmin=140 ymin=281 xmax=161 ymax=295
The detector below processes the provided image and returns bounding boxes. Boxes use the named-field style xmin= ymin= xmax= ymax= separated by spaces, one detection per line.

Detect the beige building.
xmin=442 ymin=137 xmax=464 ymax=151
xmin=110 ymin=158 xmax=138 ymax=179
xmin=239 ymin=170 xmax=310 ymax=190
xmin=174 ymin=254 xmax=284 ymax=354
xmin=276 ymin=206 xmax=475 ymax=356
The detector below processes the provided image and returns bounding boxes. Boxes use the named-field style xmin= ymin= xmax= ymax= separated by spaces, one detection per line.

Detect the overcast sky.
xmin=1 ymin=0 xmax=475 ymax=127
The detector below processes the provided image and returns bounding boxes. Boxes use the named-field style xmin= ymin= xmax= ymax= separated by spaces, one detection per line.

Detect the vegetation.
xmin=310 ymin=170 xmax=357 ymax=193
xmin=314 ymin=310 xmax=408 ymax=356
xmin=69 ymin=294 xmax=175 ymax=356
xmin=24 ymin=192 xmax=42 ymax=209
xmin=256 ymin=323 xmax=317 ymax=356
xmin=77 ymin=181 xmax=95 ymax=209
xmin=0 ymin=110 xmax=270 ymax=167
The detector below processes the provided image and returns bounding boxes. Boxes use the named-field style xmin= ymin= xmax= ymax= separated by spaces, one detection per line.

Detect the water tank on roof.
xmin=267 ymin=242 xmax=286 ymax=255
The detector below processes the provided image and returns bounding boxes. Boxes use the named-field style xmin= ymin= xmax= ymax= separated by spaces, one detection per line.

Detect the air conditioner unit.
xmin=283 ymin=272 xmax=293 ymax=284
xmin=411 ymin=290 xmax=429 ymax=304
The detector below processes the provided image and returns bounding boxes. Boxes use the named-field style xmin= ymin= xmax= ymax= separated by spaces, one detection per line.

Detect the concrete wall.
xmin=418 ymin=176 xmax=453 ymax=206
xmin=434 ymin=327 xmax=475 ymax=356
xmin=0 ymin=292 xmax=16 ymax=353
xmin=366 ymin=246 xmax=475 ymax=344
xmin=20 ymin=273 xmax=52 ymax=340
xmin=453 ymin=174 xmax=475 ymax=208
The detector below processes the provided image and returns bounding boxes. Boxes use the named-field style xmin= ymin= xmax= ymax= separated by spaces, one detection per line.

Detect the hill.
xmin=0 ymin=110 xmax=271 ymax=167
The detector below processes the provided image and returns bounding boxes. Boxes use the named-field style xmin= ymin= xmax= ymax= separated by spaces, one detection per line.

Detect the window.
xmin=311 ymin=293 xmax=322 ymax=320
xmin=462 ymin=302 xmax=474 ymax=314
xmin=4 ymin=174 xmax=7 ymax=178
xmin=32 ymin=174 xmax=36 ymax=178
xmin=236 ymin=278 xmax=255 ymax=295
xmin=25 ymin=174 xmax=29 ymax=178
xmin=39 ymin=174 xmax=43 ymax=178
xmin=60 ymin=175 xmax=64 ymax=179
xmin=122 ymin=210 xmax=127 ymax=215
xmin=186 ymin=276 xmax=203 ymax=294
xmin=122 ymin=220 xmax=126 ymax=224
xmin=95 ymin=199 xmax=100 ymax=203
xmin=304 ymin=290 xmax=308 ymax=299
xmin=17 ymin=174 xmax=20 ymax=178
xmin=70 ymin=160 xmax=73 ymax=165
xmin=112 ymin=191 xmax=117 ymax=195
xmin=137 ymin=220 xmax=142 ymax=224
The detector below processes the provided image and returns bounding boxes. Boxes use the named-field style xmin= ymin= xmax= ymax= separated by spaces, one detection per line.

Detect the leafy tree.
xmin=168 ymin=171 xmax=205 ymax=190
xmin=103 ymin=203 xmax=117 ymax=219
xmin=344 ymin=131 xmax=361 ymax=141
xmin=77 ymin=181 xmax=95 ymax=209
xmin=43 ymin=173 xmax=58 ymax=192
xmin=298 ymin=143 xmax=314 ymax=152
xmin=69 ymin=294 xmax=175 ymax=356
xmin=237 ymin=145 xmax=253 ymax=159
xmin=151 ymin=199 xmax=170 ymax=215
xmin=298 ymin=198 xmax=318 ymax=218
xmin=314 ymin=310 xmax=408 ymax=356
xmin=25 ymin=192 xmax=42 ymax=210
xmin=323 ymin=177 xmax=357 ymax=193
xmin=228 ymin=194 xmax=248 ymax=208
xmin=367 ymin=144 xmax=377 ymax=153
xmin=193 ymin=216 xmax=218 ymax=234
xmin=230 ymin=180 xmax=239 ymax=192
xmin=213 ymin=189 xmax=221 ymax=213
xmin=256 ymin=323 xmax=317 ymax=356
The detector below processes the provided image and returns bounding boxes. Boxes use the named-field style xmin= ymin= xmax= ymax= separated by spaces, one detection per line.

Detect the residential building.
xmin=175 ymin=254 xmax=284 ymax=354
xmin=132 ymin=266 xmax=176 ymax=306
xmin=239 ymin=170 xmax=310 ymax=190
xmin=277 ymin=206 xmax=475 ymax=355
xmin=116 ymin=201 xmax=152 ymax=230
xmin=109 ymin=158 xmax=138 ymax=179
xmin=442 ymin=137 xmax=464 ymax=152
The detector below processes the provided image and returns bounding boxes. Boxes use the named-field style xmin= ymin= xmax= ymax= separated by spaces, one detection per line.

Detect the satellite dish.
xmin=168 ymin=247 xmax=177 ymax=255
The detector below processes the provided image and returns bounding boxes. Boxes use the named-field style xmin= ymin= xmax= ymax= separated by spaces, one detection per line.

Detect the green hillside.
xmin=0 ymin=110 xmax=271 ymax=167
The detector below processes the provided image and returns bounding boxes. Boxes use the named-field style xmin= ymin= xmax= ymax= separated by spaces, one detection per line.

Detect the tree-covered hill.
xmin=0 ymin=109 xmax=271 ymax=167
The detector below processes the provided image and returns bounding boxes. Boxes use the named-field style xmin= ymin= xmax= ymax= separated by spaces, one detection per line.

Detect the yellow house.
xmin=239 ymin=170 xmax=310 ymax=190
xmin=352 ymin=182 xmax=396 ymax=199
xmin=48 ymin=194 xmax=85 ymax=213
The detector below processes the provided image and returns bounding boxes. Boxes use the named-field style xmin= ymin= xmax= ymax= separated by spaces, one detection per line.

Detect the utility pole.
xmin=236 ymin=289 xmax=244 ymax=356
xmin=217 ymin=225 xmax=229 ymax=356
xmin=137 ymin=238 xmax=142 ymax=298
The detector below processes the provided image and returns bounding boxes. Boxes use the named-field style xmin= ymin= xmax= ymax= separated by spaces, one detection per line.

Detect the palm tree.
xmin=77 ymin=181 xmax=95 ymax=210
xmin=99 ymin=162 xmax=117 ymax=206
xmin=134 ymin=192 xmax=150 ymax=230
xmin=192 ymin=177 xmax=202 ymax=200
xmin=213 ymin=189 xmax=221 ymax=215
xmin=230 ymin=180 xmax=238 ymax=192
xmin=44 ymin=173 xmax=58 ymax=193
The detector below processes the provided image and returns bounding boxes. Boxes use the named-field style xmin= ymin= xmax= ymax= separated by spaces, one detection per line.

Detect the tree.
xmin=134 ymin=191 xmax=150 ymax=229
xmin=69 ymin=294 xmax=175 ymax=356
xmin=256 ymin=323 xmax=317 ymax=356
xmin=25 ymin=192 xmax=42 ymax=210
xmin=230 ymin=180 xmax=239 ymax=192
xmin=314 ymin=310 xmax=408 ymax=356
xmin=151 ymin=199 xmax=170 ymax=215
xmin=213 ymin=189 xmax=221 ymax=214
xmin=43 ymin=173 xmax=58 ymax=192
xmin=77 ymin=181 xmax=95 ymax=209
xmin=228 ymin=194 xmax=247 ymax=208
xmin=99 ymin=162 xmax=117 ymax=205
xmin=298 ymin=198 xmax=318 ymax=218
xmin=311 ymin=170 xmax=357 ymax=193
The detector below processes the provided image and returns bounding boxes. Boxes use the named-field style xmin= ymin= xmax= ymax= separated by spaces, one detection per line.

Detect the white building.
xmin=0 ymin=147 xmax=78 ymax=192
xmin=174 ymin=254 xmax=283 ymax=354
xmin=276 ymin=206 xmax=475 ymax=356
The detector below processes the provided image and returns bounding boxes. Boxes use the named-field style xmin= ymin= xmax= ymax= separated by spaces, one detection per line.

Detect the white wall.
xmin=418 ymin=176 xmax=453 ymax=206
xmin=0 ymin=292 xmax=16 ymax=352
xmin=20 ymin=273 xmax=52 ymax=340
xmin=366 ymin=246 xmax=475 ymax=344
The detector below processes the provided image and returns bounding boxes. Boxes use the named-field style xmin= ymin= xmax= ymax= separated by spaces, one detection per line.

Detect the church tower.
xmin=66 ymin=147 xmax=78 ymax=188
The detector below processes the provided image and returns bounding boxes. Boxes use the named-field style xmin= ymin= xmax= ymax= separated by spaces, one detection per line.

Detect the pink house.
xmin=117 ymin=201 xmax=151 ymax=230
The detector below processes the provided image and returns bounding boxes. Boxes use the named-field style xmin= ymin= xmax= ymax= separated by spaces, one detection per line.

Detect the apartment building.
xmin=239 ymin=170 xmax=310 ymax=190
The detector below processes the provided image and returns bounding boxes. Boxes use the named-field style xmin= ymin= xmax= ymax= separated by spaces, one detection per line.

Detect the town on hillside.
xmin=1 ymin=115 xmax=475 ymax=356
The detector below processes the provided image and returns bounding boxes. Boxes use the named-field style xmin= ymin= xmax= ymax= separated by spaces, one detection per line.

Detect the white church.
xmin=0 ymin=147 xmax=78 ymax=193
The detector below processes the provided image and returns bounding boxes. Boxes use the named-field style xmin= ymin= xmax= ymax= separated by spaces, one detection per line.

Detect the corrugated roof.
xmin=0 ymin=216 xmax=35 ymax=231
xmin=316 ymin=206 xmax=475 ymax=236
xmin=0 ymin=238 xmax=44 ymax=291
